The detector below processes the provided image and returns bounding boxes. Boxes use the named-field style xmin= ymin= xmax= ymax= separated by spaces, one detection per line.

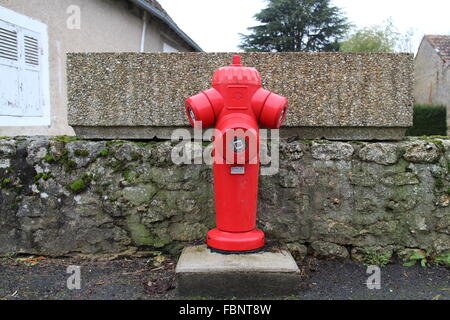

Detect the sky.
xmin=158 ymin=0 xmax=450 ymax=53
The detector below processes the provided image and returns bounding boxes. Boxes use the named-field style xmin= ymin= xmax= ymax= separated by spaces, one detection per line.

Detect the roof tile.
xmin=426 ymin=35 xmax=450 ymax=62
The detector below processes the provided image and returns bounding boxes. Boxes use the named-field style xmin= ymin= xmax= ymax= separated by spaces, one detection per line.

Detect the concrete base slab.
xmin=175 ymin=245 xmax=301 ymax=298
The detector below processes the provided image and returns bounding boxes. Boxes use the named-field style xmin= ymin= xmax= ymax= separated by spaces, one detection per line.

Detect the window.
xmin=0 ymin=6 xmax=50 ymax=126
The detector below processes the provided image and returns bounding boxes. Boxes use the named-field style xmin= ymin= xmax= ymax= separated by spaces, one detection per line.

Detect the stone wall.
xmin=0 ymin=137 xmax=449 ymax=260
xmin=67 ymin=52 xmax=414 ymax=140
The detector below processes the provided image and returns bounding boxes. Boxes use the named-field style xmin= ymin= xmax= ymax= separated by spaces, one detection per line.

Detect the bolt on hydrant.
xmin=185 ymin=56 xmax=288 ymax=253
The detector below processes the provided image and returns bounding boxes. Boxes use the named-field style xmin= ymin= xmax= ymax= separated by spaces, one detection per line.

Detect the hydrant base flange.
xmin=208 ymin=247 xmax=264 ymax=255
xmin=206 ymin=228 xmax=265 ymax=252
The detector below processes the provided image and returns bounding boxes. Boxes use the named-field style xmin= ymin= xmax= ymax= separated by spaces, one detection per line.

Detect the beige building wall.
xmin=414 ymin=38 xmax=450 ymax=135
xmin=0 ymin=0 xmax=192 ymax=137
xmin=414 ymin=39 xmax=442 ymax=105
xmin=448 ymin=69 xmax=450 ymax=135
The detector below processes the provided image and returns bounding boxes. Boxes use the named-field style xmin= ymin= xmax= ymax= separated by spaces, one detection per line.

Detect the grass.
xmin=404 ymin=250 xmax=429 ymax=267
xmin=363 ymin=250 xmax=391 ymax=267
xmin=435 ymin=253 xmax=450 ymax=266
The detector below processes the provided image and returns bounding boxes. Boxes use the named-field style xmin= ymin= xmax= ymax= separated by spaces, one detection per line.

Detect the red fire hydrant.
xmin=185 ymin=56 xmax=288 ymax=252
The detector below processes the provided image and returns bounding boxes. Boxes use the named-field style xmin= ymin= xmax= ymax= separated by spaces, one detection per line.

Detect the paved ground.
xmin=298 ymin=256 xmax=449 ymax=300
xmin=0 ymin=254 xmax=448 ymax=300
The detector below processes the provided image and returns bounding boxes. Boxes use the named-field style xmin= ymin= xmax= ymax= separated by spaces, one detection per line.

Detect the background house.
xmin=414 ymin=35 xmax=450 ymax=135
xmin=0 ymin=0 xmax=202 ymax=137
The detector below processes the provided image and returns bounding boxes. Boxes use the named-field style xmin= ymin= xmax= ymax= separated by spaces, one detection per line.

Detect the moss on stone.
xmin=106 ymin=140 xmax=149 ymax=148
xmin=55 ymin=149 xmax=69 ymax=165
xmin=46 ymin=148 xmax=77 ymax=172
xmin=385 ymin=185 xmax=418 ymax=213
xmin=99 ymin=148 xmax=109 ymax=157
xmin=105 ymin=161 xmax=119 ymax=168
xmin=382 ymin=172 xmax=419 ymax=186
xmin=131 ymin=153 xmax=141 ymax=161
xmin=64 ymin=160 xmax=77 ymax=172
xmin=312 ymin=140 xmax=331 ymax=144
xmin=121 ymin=184 xmax=157 ymax=205
xmin=1 ymin=178 xmax=11 ymax=188
xmin=50 ymin=136 xmax=78 ymax=144
xmin=70 ymin=179 xmax=86 ymax=194
xmin=431 ymin=140 xmax=445 ymax=152
xmin=105 ymin=140 xmax=127 ymax=147
xmin=132 ymin=142 xmax=147 ymax=147
xmin=121 ymin=169 xmax=141 ymax=184
xmin=417 ymin=136 xmax=446 ymax=152
xmin=126 ymin=213 xmax=170 ymax=247
xmin=74 ymin=149 xmax=89 ymax=157
xmin=43 ymin=154 xmax=56 ymax=163
xmin=69 ymin=174 xmax=94 ymax=194
xmin=34 ymin=173 xmax=52 ymax=182
xmin=122 ymin=169 xmax=134 ymax=183
xmin=418 ymin=135 xmax=448 ymax=140
xmin=8 ymin=203 xmax=19 ymax=210
xmin=106 ymin=160 xmax=126 ymax=173
xmin=435 ymin=177 xmax=445 ymax=190
xmin=202 ymin=141 xmax=212 ymax=147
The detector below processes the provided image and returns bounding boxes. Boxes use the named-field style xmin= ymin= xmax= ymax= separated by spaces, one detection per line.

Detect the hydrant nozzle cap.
xmin=232 ymin=55 xmax=241 ymax=66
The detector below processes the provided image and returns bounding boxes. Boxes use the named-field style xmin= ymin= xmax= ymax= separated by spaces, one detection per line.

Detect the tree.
xmin=239 ymin=0 xmax=351 ymax=52
xmin=340 ymin=20 xmax=414 ymax=53
xmin=396 ymin=28 xmax=415 ymax=53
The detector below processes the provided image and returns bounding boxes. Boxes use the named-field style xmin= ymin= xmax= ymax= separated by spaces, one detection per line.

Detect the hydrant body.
xmin=185 ymin=56 xmax=288 ymax=252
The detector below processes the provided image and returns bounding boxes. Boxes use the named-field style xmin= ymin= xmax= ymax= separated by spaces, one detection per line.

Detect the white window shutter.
xmin=21 ymin=29 xmax=43 ymax=116
xmin=24 ymin=34 xmax=39 ymax=66
xmin=0 ymin=23 xmax=18 ymax=61
xmin=0 ymin=20 xmax=21 ymax=116
xmin=0 ymin=6 xmax=50 ymax=126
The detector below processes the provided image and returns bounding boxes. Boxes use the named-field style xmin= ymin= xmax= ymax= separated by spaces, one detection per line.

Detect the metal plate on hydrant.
xmin=230 ymin=166 xmax=245 ymax=175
